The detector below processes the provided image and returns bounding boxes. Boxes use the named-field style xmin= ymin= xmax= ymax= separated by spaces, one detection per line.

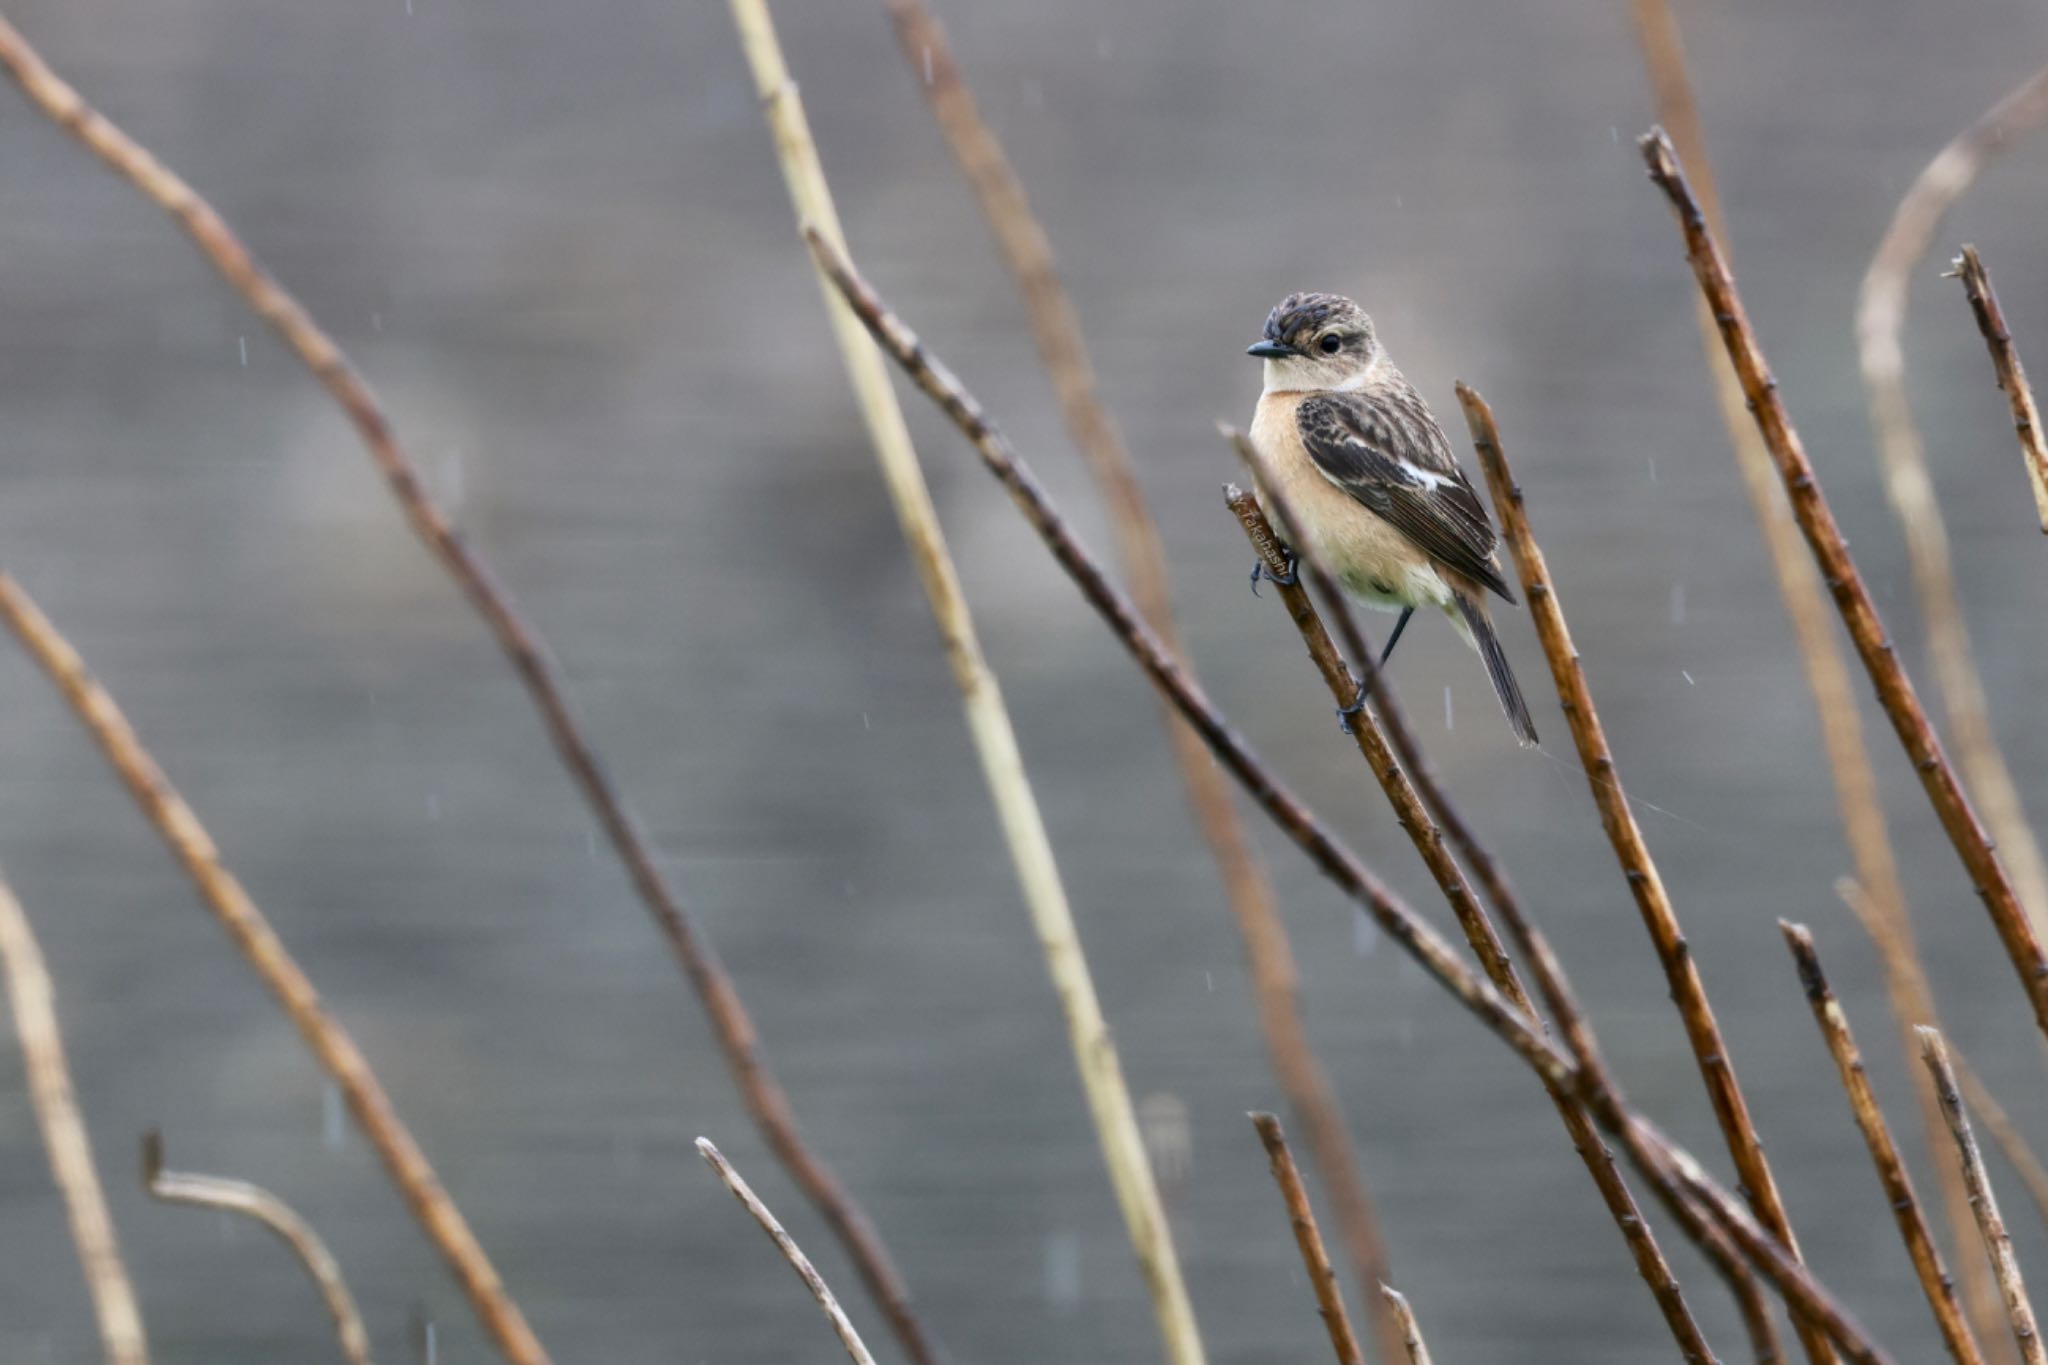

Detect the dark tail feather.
xmin=1455 ymin=593 xmax=1538 ymax=747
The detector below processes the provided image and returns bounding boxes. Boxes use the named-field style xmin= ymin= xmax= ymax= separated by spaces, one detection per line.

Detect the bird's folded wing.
xmin=1297 ymin=391 xmax=1514 ymax=602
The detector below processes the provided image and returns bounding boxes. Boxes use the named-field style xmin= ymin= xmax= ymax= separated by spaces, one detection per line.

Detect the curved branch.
xmin=142 ymin=1131 xmax=373 ymax=1365
xmin=1855 ymin=61 xmax=2048 ymax=958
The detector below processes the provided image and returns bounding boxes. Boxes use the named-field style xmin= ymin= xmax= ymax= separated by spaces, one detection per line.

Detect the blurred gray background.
xmin=3 ymin=0 xmax=2048 ymax=1360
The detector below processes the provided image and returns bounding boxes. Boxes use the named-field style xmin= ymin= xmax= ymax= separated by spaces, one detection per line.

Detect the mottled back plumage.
xmin=1296 ymin=386 xmax=1515 ymax=603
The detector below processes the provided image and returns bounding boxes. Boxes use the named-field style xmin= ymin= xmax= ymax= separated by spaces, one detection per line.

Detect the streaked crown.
xmin=1262 ymin=292 xmax=1370 ymax=349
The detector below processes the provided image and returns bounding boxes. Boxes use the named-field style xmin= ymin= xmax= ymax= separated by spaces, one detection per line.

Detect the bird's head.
xmin=1247 ymin=292 xmax=1380 ymax=393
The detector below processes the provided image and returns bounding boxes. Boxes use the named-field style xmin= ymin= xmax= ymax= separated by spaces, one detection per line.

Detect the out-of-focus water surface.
xmin=5 ymin=1 xmax=2048 ymax=1360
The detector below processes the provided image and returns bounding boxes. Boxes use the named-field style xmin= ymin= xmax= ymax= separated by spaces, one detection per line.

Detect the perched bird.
xmin=1245 ymin=291 xmax=1537 ymax=744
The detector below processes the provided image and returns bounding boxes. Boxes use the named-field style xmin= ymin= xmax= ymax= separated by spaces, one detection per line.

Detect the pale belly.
xmin=1247 ymin=394 xmax=1455 ymax=617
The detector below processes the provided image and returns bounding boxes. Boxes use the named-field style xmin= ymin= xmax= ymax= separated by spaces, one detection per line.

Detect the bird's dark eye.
xmin=1319 ymin=334 xmax=1343 ymax=354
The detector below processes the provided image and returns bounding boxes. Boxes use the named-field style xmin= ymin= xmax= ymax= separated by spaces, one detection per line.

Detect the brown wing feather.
xmin=1296 ymin=387 xmax=1515 ymax=603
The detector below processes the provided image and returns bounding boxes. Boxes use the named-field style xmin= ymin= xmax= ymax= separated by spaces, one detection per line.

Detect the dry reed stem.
xmin=1631 ymin=17 xmax=2003 ymax=1355
xmin=1643 ymin=129 xmax=2048 ymax=1045
xmin=1224 ymin=477 xmax=1722 ymax=1360
xmin=881 ymin=5 xmax=1400 ymax=1342
xmin=726 ymin=9 xmax=1200 ymax=1363
xmin=1920 ymin=1029 xmax=2047 ymax=1365
xmin=0 ymin=13 xmax=931 ymax=1362
xmin=1953 ymin=246 xmax=2048 ymax=531
xmin=1458 ymin=381 xmax=1825 ymax=1358
xmin=809 ymin=231 xmax=1901 ymax=1363
xmin=1377 ymin=1285 xmax=1435 ymax=1365
xmin=1857 ymin=66 xmax=2048 ymax=961
xmin=698 ymin=1139 xmax=879 ymax=1365
xmin=0 ymin=576 xmax=543 ymax=1365
xmin=0 ymin=870 xmax=148 ymax=1365
xmin=1249 ymin=1113 xmax=1365 ymax=1365
xmin=1779 ymin=924 xmax=1982 ymax=1365
xmin=141 ymin=1131 xmax=373 ymax=1365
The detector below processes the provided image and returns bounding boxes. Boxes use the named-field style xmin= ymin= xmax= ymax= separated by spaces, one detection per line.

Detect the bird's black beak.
xmin=1246 ymin=340 xmax=1295 ymax=359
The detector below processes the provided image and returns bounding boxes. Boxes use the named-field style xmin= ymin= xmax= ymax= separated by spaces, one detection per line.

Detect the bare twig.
xmin=1458 ymin=380 xmax=1822 ymax=1358
xmin=141 ymin=1131 xmax=373 ymax=1365
xmin=1630 ymin=17 xmax=2003 ymax=1354
xmin=1837 ymin=875 xmax=2048 ymax=1255
xmin=1250 ymin=1113 xmax=1364 ymax=1365
xmin=882 ymin=4 xmax=1399 ymax=1341
xmin=1920 ymin=1029 xmax=2047 ymax=1365
xmin=1953 ymin=1053 xmax=2048 ymax=1239
xmin=1780 ymin=924 xmax=1982 ymax=1365
xmin=0 ymin=13 xmax=931 ymax=1363
xmin=1953 ymin=246 xmax=2048 ymax=531
xmin=0 ymin=870 xmax=148 ymax=1365
xmin=813 ymin=227 xmax=1893 ymax=1362
xmin=1643 ymin=126 xmax=2048 ymax=1043
xmin=697 ymin=1139 xmax=878 ymax=1365
xmin=1857 ymin=65 xmax=2048 ymax=959
xmin=727 ymin=8 xmax=1199 ymax=1363
xmin=0 ymin=575 xmax=542 ymax=1365
xmin=1224 ymin=478 xmax=1721 ymax=1361
xmin=1377 ymin=1285 xmax=1435 ymax=1365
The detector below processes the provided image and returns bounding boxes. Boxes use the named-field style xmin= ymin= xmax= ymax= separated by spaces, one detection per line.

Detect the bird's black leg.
xmin=1377 ymin=606 xmax=1415 ymax=669
xmin=1249 ymin=548 xmax=1299 ymax=596
xmin=1335 ymin=678 xmax=1371 ymax=735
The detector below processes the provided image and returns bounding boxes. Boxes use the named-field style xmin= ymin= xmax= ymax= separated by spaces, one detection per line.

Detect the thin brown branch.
xmin=1780 ymin=924 xmax=1982 ymax=1365
xmin=807 ymin=223 xmax=1906 ymax=1364
xmin=1951 ymin=1052 xmax=2048 ymax=1239
xmin=1953 ymin=245 xmax=2048 ymax=531
xmin=1377 ymin=1284 xmax=1435 ymax=1365
xmin=141 ymin=1131 xmax=372 ymax=1365
xmin=697 ymin=1139 xmax=879 ymax=1365
xmin=0 ymin=575 xmax=542 ymax=1365
xmin=1225 ymin=477 xmax=1723 ymax=1360
xmin=1643 ymin=127 xmax=2048 ymax=1042
xmin=1458 ymin=380 xmax=1824 ymax=1358
xmin=0 ymin=870 xmax=148 ymax=1365
xmin=0 ymin=15 xmax=935 ymax=1365
xmin=1250 ymin=1113 xmax=1365 ymax=1365
xmin=1920 ymin=1029 xmax=2047 ymax=1365
xmin=1857 ymin=64 xmax=2048 ymax=962
xmin=882 ymin=5 xmax=1398 ymax=1340
xmin=1631 ymin=15 xmax=2003 ymax=1354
